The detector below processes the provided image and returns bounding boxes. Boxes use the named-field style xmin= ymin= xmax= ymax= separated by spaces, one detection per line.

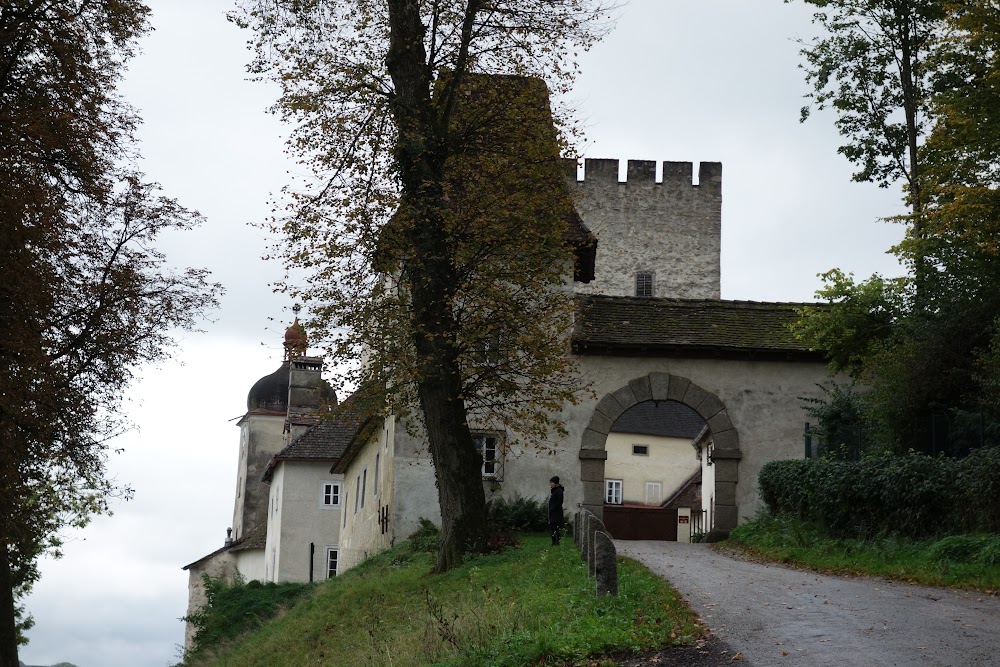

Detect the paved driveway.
xmin=616 ymin=540 xmax=1000 ymax=667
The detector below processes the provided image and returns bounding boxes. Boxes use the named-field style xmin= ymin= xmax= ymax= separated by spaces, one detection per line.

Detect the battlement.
xmin=567 ymin=156 xmax=722 ymax=300
xmin=564 ymin=158 xmax=722 ymax=188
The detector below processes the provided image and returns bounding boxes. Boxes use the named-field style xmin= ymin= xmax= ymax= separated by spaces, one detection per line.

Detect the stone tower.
xmin=568 ymin=158 xmax=722 ymax=299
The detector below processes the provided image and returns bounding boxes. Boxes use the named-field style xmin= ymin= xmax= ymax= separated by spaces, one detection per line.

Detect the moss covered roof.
xmin=573 ymin=295 xmax=824 ymax=360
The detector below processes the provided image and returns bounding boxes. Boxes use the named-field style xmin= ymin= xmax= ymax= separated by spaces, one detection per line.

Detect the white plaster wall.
xmin=388 ymin=356 xmax=827 ymax=542
xmin=269 ymin=461 xmax=344 ymax=582
xmin=391 ymin=421 xmax=570 ymax=538
xmin=480 ymin=438 xmax=576 ymax=515
xmin=340 ymin=423 xmax=395 ymax=572
xmin=235 ymin=548 xmax=265 ymax=582
xmin=264 ymin=464 xmax=284 ymax=582
xmin=392 ymin=420 xmax=442 ymax=539
xmin=604 ymin=432 xmax=701 ymax=505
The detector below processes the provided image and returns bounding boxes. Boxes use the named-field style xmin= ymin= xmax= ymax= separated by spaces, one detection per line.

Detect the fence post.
xmin=804 ymin=422 xmax=812 ymax=459
xmin=594 ymin=531 xmax=618 ymax=596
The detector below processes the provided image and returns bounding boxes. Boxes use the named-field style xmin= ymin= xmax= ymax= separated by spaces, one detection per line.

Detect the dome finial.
xmin=283 ymin=304 xmax=308 ymax=360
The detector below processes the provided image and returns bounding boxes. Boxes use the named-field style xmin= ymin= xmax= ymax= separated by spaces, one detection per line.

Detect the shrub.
xmin=408 ymin=517 xmax=441 ymax=552
xmin=758 ymin=448 xmax=1000 ymax=540
xmin=486 ymin=494 xmax=549 ymax=533
xmin=926 ymin=535 xmax=987 ymax=563
xmin=184 ymin=575 xmax=313 ymax=657
xmin=974 ymin=536 xmax=1000 ymax=566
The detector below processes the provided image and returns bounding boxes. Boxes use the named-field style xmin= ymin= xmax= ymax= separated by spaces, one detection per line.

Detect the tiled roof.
xmin=229 ymin=522 xmax=267 ymax=552
xmin=262 ymin=384 xmax=381 ymax=481
xmin=181 ymin=544 xmax=230 ymax=571
xmin=573 ymin=295 xmax=824 ymax=360
xmin=181 ymin=523 xmax=267 ymax=569
xmin=610 ymin=400 xmax=705 ymax=438
xmin=663 ymin=470 xmax=702 ymax=510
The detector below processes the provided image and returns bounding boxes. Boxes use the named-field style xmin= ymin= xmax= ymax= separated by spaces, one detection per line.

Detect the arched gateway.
xmin=578 ymin=373 xmax=741 ymax=536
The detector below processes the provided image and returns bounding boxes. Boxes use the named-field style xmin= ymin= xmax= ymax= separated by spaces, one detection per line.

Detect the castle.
xmin=181 ymin=155 xmax=829 ymax=652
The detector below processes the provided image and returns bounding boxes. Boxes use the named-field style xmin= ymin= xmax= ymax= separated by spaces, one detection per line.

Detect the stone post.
xmin=594 ymin=531 xmax=618 ymax=596
xmin=587 ymin=514 xmax=608 ymax=578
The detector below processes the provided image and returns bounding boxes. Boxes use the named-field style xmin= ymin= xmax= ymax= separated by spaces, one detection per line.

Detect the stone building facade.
xmin=182 ymin=153 xmax=830 ymax=651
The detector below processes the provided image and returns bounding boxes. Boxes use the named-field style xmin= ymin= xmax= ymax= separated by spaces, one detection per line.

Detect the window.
xmin=343 ymin=491 xmax=349 ymax=527
xmin=605 ymin=479 xmax=623 ymax=505
xmin=635 ymin=271 xmax=654 ymax=297
xmin=475 ymin=330 xmax=502 ymax=366
xmin=374 ymin=453 xmax=380 ymax=497
xmin=326 ymin=547 xmax=338 ymax=578
xmin=645 ymin=482 xmax=663 ymax=505
xmin=473 ymin=434 xmax=499 ymax=478
xmin=354 ymin=475 xmax=360 ymax=513
xmin=632 ymin=444 xmax=649 ymax=456
xmin=321 ymin=482 xmax=340 ymax=507
xmin=361 ymin=468 xmax=367 ymax=509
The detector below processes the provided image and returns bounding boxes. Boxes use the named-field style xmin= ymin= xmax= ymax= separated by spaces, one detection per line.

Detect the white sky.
xmin=19 ymin=2 xmax=904 ymax=666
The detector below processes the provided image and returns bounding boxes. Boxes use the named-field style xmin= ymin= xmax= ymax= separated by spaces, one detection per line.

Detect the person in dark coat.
xmin=548 ymin=475 xmax=565 ymax=545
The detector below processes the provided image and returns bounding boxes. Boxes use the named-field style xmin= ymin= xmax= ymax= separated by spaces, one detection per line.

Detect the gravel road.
xmin=616 ymin=540 xmax=1000 ymax=667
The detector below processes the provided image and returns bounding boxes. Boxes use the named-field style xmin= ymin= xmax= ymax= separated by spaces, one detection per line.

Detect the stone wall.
xmin=232 ymin=414 xmax=285 ymax=541
xmin=569 ymin=357 xmax=829 ymax=529
xmin=569 ymin=158 xmax=721 ymax=300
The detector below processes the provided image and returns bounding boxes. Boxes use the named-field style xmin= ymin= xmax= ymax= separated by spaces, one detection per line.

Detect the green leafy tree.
xmin=0 ymin=2 xmax=220 ymax=664
xmin=920 ymin=0 xmax=1000 ymax=415
xmin=231 ymin=0 xmax=612 ymax=572
xmin=790 ymin=0 xmax=944 ymax=290
xmin=794 ymin=1 xmax=1000 ymax=451
xmin=792 ymin=0 xmax=942 ymax=206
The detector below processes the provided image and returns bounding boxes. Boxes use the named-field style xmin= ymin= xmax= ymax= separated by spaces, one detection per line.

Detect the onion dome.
xmin=246 ymin=362 xmax=290 ymax=413
xmin=284 ymin=317 xmax=308 ymax=360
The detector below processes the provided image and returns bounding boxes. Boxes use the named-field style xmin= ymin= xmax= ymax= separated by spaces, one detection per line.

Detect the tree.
xmin=231 ymin=0 xmax=612 ymax=571
xmin=793 ymin=1 xmax=1000 ymax=452
xmin=793 ymin=0 xmax=941 ymax=199
xmin=0 ymin=2 xmax=219 ymax=664
xmin=790 ymin=0 xmax=944 ymax=284
xmin=920 ymin=0 xmax=1000 ymax=412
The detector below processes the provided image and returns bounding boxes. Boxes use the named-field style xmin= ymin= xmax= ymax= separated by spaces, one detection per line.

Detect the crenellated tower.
xmin=567 ymin=158 xmax=722 ymax=300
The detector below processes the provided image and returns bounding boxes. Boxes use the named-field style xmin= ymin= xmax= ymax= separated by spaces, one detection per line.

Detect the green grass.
xmin=727 ymin=513 xmax=1000 ymax=591
xmin=183 ymin=534 xmax=703 ymax=667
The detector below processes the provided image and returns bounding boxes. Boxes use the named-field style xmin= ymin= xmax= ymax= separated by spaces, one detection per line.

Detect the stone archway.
xmin=578 ymin=372 xmax=742 ymax=537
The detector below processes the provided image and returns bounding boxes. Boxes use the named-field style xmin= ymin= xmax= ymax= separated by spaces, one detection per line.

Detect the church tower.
xmin=230 ymin=311 xmax=335 ymax=540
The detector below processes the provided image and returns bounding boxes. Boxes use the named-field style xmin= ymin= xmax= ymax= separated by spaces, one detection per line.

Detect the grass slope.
xmin=727 ymin=513 xmax=1000 ymax=591
xmin=185 ymin=534 xmax=703 ymax=667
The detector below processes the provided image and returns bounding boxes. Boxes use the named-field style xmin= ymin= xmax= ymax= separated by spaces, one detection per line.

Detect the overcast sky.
xmin=19 ymin=2 xmax=904 ymax=666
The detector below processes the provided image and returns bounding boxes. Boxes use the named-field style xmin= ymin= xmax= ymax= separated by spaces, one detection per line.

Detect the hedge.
xmin=758 ymin=448 xmax=1000 ymax=538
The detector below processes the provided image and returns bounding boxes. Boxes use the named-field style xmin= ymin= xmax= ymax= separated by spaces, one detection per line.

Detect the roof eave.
xmin=262 ymin=456 xmax=342 ymax=483
xmin=571 ymin=341 xmax=827 ymax=362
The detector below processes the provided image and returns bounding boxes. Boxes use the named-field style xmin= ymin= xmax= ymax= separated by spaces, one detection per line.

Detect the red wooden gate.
xmin=603 ymin=505 xmax=678 ymax=541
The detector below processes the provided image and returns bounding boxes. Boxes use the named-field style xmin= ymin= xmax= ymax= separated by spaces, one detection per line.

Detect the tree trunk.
xmin=898 ymin=8 xmax=926 ymax=301
xmin=405 ymin=203 xmax=489 ymax=573
xmin=384 ymin=0 xmax=490 ymax=572
xmin=0 ymin=540 xmax=20 ymax=667
xmin=414 ymin=353 xmax=489 ymax=572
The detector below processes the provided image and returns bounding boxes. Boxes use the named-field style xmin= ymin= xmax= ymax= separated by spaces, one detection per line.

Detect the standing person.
xmin=548 ymin=476 xmax=565 ymax=546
